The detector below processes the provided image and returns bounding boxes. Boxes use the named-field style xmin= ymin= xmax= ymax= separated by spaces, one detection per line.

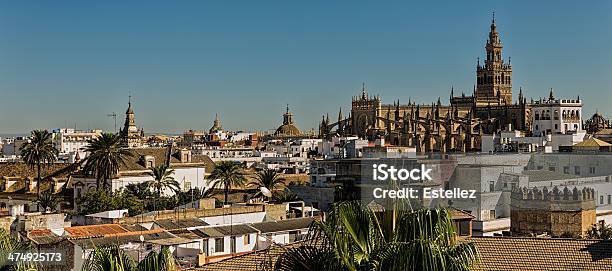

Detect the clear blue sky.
xmin=0 ymin=1 xmax=610 ymax=134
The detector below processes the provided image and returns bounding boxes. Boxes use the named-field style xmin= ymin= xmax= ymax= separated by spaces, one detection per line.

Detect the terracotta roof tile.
xmin=64 ymin=224 xmax=129 ymax=237
xmin=470 ymin=236 xmax=612 ymax=271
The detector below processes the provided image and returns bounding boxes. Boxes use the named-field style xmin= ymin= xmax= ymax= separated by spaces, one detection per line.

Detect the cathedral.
xmin=319 ymin=16 xmax=533 ymax=152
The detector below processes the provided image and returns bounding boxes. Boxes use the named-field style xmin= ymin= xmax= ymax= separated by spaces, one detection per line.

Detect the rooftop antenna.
xmin=107 ymin=112 xmax=117 ymax=133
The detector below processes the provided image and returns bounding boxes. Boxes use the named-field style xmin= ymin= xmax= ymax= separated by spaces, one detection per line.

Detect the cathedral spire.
xmin=549 ymin=88 xmax=555 ymax=100
xmin=361 ymin=82 xmax=367 ymax=100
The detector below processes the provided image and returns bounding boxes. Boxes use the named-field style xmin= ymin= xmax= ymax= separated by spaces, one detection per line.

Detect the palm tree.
xmin=272 ymin=189 xmax=300 ymax=203
xmin=82 ymin=245 xmax=176 ymax=271
xmin=275 ymin=201 xmax=478 ymax=271
xmin=136 ymin=246 xmax=176 ymax=271
xmin=207 ymin=161 xmax=246 ymax=205
xmin=147 ymin=165 xmax=180 ymax=196
xmin=36 ymin=191 xmax=60 ymax=212
xmin=0 ymin=229 xmax=34 ymax=270
xmin=147 ymin=165 xmax=180 ymax=212
xmin=83 ymin=133 xmax=133 ymax=190
xmin=249 ymin=169 xmax=286 ymax=199
xmin=20 ymin=129 xmax=58 ymax=197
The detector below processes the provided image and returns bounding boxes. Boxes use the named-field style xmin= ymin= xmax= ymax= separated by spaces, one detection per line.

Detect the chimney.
xmin=179 ymin=148 xmax=192 ymax=163
xmin=25 ymin=177 xmax=36 ymax=193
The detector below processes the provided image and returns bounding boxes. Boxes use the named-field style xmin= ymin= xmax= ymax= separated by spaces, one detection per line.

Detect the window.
xmin=243 ymin=234 xmax=250 ymax=245
xmin=575 ymin=166 xmax=581 ymax=175
xmin=608 ymin=195 xmax=611 ymax=205
xmin=590 ymin=167 xmax=596 ymax=174
xmin=489 ymin=181 xmax=495 ymax=192
xmin=184 ymin=182 xmax=191 ymax=190
xmin=549 ymin=167 xmax=556 ymax=172
xmin=489 ymin=210 xmax=496 ymax=220
xmin=563 ymin=166 xmax=570 ymax=174
xmin=459 ymin=221 xmax=471 ymax=236
xmin=215 ymin=238 xmax=224 ymax=253
xmin=600 ymin=196 xmax=604 ymax=205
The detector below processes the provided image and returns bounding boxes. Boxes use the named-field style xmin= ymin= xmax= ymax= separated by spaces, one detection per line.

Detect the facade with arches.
xmin=531 ymin=89 xmax=583 ymax=137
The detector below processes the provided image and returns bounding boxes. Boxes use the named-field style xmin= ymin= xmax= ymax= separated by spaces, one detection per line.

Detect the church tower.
xmin=120 ymin=96 xmax=143 ymax=148
xmin=123 ymin=97 xmax=138 ymax=135
xmin=476 ymin=14 xmax=513 ymax=105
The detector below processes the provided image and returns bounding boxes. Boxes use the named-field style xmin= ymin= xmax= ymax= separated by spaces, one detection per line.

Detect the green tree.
xmin=272 ymin=189 xmax=300 ymax=203
xmin=586 ymin=222 xmax=612 ymax=239
xmin=115 ymin=190 xmax=146 ymax=216
xmin=20 ymin=129 xmax=58 ymax=197
xmin=125 ymin=182 xmax=155 ymax=200
xmin=147 ymin=165 xmax=180 ymax=212
xmin=83 ymin=133 xmax=133 ymax=190
xmin=275 ymin=201 xmax=478 ymax=271
xmin=36 ymin=191 xmax=60 ymax=212
xmin=207 ymin=161 xmax=246 ymax=205
xmin=77 ymin=189 xmax=145 ymax=216
xmin=249 ymin=169 xmax=286 ymax=199
xmin=82 ymin=245 xmax=176 ymax=271
xmin=147 ymin=165 xmax=179 ymax=196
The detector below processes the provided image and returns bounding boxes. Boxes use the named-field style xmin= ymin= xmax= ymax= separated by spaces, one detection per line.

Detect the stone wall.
xmin=113 ymin=203 xmax=289 ymax=225
xmin=510 ymin=186 xmax=596 ymax=237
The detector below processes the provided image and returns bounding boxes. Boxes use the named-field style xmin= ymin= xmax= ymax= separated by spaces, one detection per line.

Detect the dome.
xmin=209 ymin=113 xmax=223 ymax=133
xmin=274 ymin=105 xmax=301 ymax=136
xmin=275 ymin=124 xmax=301 ymax=136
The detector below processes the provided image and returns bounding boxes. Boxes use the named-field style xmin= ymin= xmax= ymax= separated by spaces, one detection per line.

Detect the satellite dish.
xmin=260 ymin=187 xmax=273 ymax=198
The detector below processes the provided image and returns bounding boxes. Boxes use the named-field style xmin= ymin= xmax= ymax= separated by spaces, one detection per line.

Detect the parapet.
xmin=511 ymin=186 xmax=596 ymax=211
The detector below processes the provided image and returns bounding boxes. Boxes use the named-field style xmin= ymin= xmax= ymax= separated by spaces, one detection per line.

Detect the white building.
xmin=290 ymin=139 xmax=323 ymax=158
xmin=52 ymin=128 xmax=102 ymax=158
xmin=532 ymin=89 xmax=582 ymax=137
xmin=193 ymin=146 xmax=254 ymax=160
xmin=72 ymin=147 xmax=215 ymax=211
xmin=1 ymin=137 xmax=28 ymax=157
xmin=481 ymin=127 xmax=586 ymax=153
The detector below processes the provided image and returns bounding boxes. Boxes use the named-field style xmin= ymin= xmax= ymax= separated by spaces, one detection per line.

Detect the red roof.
xmin=64 ymin=224 xmax=129 ymax=238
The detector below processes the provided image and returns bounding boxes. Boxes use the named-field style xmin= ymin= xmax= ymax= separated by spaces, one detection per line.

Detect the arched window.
xmin=535 ymin=111 xmax=540 ymax=120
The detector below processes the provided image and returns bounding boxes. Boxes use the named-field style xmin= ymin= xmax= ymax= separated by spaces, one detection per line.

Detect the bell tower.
xmin=476 ymin=13 xmax=513 ymax=105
